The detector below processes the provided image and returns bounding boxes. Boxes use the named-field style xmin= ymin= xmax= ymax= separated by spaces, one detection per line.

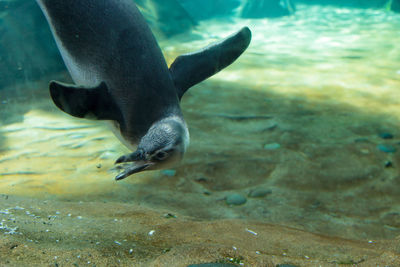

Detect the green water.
xmin=1 ymin=3 xmax=400 ymax=266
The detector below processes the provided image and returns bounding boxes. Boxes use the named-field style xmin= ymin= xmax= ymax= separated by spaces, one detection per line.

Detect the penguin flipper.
xmin=169 ymin=26 xmax=251 ymax=99
xmin=49 ymin=81 xmax=122 ymax=122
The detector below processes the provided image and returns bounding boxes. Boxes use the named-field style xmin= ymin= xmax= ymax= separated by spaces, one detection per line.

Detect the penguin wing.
xmin=49 ymin=81 xmax=123 ymax=122
xmin=169 ymin=26 xmax=251 ymax=99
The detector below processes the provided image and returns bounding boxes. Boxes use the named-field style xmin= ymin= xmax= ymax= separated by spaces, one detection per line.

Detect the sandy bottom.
xmin=1 ymin=4 xmax=400 ymax=267
xmin=1 ymin=195 xmax=399 ymax=267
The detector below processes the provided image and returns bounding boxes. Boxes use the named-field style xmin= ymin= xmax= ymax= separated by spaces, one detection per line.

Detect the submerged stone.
xmin=226 ymin=194 xmax=247 ymax=205
xmin=379 ymin=133 xmax=394 ymax=139
xmin=385 ymin=161 xmax=393 ymax=168
xmin=161 ymin=169 xmax=176 ymax=177
xmin=377 ymin=144 xmax=397 ymax=153
xmin=248 ymin=188 xmax=272 ymax=198
xmin=195 ymin=177 xmax=208 ymax=183
xmin=264 ymin=143 xmax=281 ymax=150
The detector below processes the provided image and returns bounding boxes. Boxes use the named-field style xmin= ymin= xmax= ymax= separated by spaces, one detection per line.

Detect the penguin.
xmin=36 ymin=0 xmax=251 ymax=180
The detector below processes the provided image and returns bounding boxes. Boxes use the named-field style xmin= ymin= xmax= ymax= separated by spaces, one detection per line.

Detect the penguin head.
xmin=114 ymin=116 xmax=189 ymax=180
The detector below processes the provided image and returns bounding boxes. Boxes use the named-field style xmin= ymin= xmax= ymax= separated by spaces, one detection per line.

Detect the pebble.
xmin=163 ymin=213 xmax=177 ymax=219
xmin=161 ymin=169 xmax=176 ymax=177
xmin=248 ymin=188 xmax=272 ymax=198
xmin=195 ymin=177 xmax=208 ymax=183
xmin=245 ymin=228 xmax=258 ymax=236
xmin=385 ymin=161 xmax=393 ymax=168
xmin=379 ymin=133 xmax=394 ymax=139
xmin=226 ymin=194 xmax=247 ymax=205
xmin=263 ymin=143 xmax=281 ymax=150
xmin=377 ymin=144 xmax=396 ymax=153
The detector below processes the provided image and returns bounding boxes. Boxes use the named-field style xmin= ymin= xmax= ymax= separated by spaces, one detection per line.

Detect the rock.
xmin=379 ymin=133 xmax=394 ymax=139
xmin=385 ymin=161 xmax=393 ymax=168
xmin=195 ymin=177 xmax=208 ymax=183
xmin=264 ymin=143 xmax=281 ymax=150
xmin=360 ymin=149 xmax=370 ymax=154
xmin=377 ymin=144 xmax=396 ymax=153
xmin=248 ymin=188 xmax=272 ymax=198
xmin=163 ymin=213 xmax=177 ymax=219
xmin=226 ymin=194 xmax=247 ymax=206
xmin=161 ymin=169 xmax=176 ymax=177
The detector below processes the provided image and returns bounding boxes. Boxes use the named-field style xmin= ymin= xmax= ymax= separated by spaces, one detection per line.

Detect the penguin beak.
xmin=115 ymin=161 xmax=153 ymax=180
xmin=114 ymin=150 xmax=153 ymax=180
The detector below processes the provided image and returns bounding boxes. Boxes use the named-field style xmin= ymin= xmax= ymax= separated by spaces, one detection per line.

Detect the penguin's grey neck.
xmin=137 ymin=115 xmax=190 ymax=155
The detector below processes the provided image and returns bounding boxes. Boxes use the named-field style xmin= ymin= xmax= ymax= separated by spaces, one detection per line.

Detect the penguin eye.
xmin=154 ymin=151 xmax=168 ymax=160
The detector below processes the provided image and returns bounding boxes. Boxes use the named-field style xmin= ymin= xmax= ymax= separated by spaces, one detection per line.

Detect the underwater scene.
xmin=1 ymin=0 xmax=400 ymax=266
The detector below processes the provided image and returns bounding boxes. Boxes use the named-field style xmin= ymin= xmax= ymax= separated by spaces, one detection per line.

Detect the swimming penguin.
xmin=36 ymin=0 xmax=251 ymax=180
